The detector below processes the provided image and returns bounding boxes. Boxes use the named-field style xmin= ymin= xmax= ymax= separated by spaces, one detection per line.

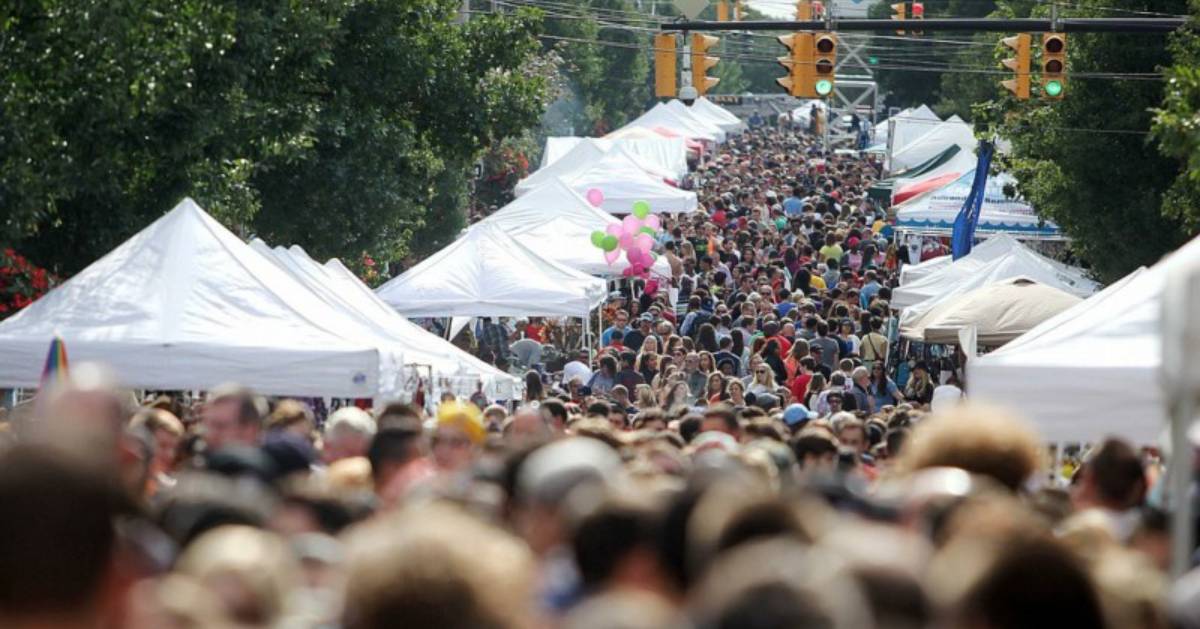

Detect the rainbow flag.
xmin=39 ymin=336 xmax=69 ymax=389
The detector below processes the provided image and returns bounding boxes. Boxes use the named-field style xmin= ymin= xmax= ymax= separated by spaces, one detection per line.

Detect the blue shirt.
xmin=782 ymin=196 xmax=805 ymax=217
xmin=600 ymin=325 xmax=631 ymax=346
xmin=860 ymin=281 xmax=881 ymax=308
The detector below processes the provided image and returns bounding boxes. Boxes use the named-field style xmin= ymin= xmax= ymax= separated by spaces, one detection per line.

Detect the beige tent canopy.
xmin=900 ymin=277 xmax=1083 ymax=346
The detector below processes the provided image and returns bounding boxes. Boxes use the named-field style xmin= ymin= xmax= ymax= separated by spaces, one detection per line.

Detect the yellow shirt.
xmin=809 ymin=275 xmax=827 ymax=290
xmin=819 ymin=244 xmax=843 ymax=262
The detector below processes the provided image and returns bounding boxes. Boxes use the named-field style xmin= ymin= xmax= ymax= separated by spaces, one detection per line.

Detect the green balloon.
xmin=601 ymin=235 xmax=619 ymax=252
xmin=639 ymin=226 xmax=657 ymax=237
xmin=590 ymin=230 xmax=605 ymax=248
xmin=632 ymin=200 xmax=651 ymax=219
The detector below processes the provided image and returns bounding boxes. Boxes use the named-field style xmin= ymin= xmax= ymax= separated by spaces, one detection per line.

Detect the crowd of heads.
xmin=0 ymin=123 xmax=1189 ymax=629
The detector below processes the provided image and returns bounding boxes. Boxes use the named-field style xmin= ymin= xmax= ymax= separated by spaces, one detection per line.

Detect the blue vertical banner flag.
xmin=951 ymin=140 xmax=995 ymax=260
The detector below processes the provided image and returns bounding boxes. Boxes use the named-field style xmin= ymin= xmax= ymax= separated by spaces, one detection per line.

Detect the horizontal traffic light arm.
xmin=663 ymin=17 xmax=1184 ymax=33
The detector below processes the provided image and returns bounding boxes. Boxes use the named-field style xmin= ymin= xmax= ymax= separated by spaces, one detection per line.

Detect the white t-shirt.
xmin=562 ymin=361 xmax=593 ymax=386
xmin=931 ymin=384 xmax=964 ymax=412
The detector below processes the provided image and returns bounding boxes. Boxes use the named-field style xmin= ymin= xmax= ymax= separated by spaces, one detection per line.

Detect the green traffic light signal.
xmin=1044 ymin=80 xmax=1063 ymax=97
xmin=815 ymin=79 xmax=833 ymax=96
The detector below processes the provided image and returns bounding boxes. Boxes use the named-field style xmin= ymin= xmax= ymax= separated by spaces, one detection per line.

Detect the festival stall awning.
xmin=0 ymin=199 xmax=398 ymax=398
xmin=666 ymin=100 xmax=730 ymax=142
xmin=869 ymin=104 xmax=940 ymax=153
xmin=893 ymin=242 xmax=1100 ymax=311
xmin=899 ymin=277 xmax=1082 ymax=346
xmin=517 ymin=141 xmax=676 ymax=198
xmin=477 ymin=178 xmax=671 ymax=279
xmin=867 ymin=144 xmax=964 ymax=204
xmin=893 ymin=169 xmax=1061 ymax=239
xmin=540 ymin=136 xmax=689 ymax=178
xmin=688 ymin=97 xmax=746 ymax=133
xmin=375 ymin=222 xmax=607 ymax=318
xmin=616 ymin=102 xmax=722 ymax=143
xmin=558 ymin=148 xmax=698 ymax=214
xmin=889 ymin=116 xmax=976 ymax=173
xmin=967 ymin=264 xmax=1158 ymax=443
xmin=250 ymin=240 xmax=521 ymax=399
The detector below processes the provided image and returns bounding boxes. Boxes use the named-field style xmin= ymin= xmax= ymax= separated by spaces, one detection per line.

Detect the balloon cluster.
xmin=586 ymin=190 xmax=661 ymax=280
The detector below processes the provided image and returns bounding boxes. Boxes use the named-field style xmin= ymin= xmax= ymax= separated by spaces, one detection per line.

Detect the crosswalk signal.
xmin=776 ymin=32 xmax=812 ymax=98
xmin=690 ymin=33 xmax=720 ymax=96
xmin=891 ymin=2 xmax=906 ymax=35
xmin=1042 ymin=33 xmax=1067 ymax=99
xmin=654 ymin=33 xmax=677 ymax=98
xmin=911 ymin=1 xmax=924 ymax=36
xmin=1000 ymin=33 xmax=1031 ymax=100
xmin=813 ymin=32 xmax=837 ymax=97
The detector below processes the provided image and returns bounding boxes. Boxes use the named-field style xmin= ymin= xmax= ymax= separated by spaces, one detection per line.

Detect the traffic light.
xmin=717 ymin=1 xmax=730 ymax=22
xmin=654 ymin=33 xmax=676 ymax=98
xmin=911 ymin=1 xmax=924 ymax=36
xmin=813 ymin=32 xmax=837 ymax=97
xmin=1042 ymin=33 xmax=1067 ymax=99
xmin=1000 ymin=33 xmax=1031 ymax=100
xmin=891 ymin=2 xmax=906 ymax=35
xmin=690 ymin=33 xmax=720 ymax=95
xmin=776 ymin=32 xmax=812 ymax=98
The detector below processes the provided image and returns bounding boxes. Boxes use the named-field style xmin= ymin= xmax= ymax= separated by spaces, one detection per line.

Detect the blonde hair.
xmin=342 ymin=503 xmax=536 ymax=629
xmin=895 ymin=403 xmax=1043 ymax=492
xmin=130 ymin=407 xmax=184 ymax=437
xmin=174 ymin=525 xmax=298 ymax=626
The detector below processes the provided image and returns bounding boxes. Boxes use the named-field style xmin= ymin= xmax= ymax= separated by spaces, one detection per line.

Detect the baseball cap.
xmin=782 ymin=403 xmax=818 ymax=427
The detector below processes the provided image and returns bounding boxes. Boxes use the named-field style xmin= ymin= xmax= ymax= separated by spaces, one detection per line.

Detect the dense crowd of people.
xmin=0 ymin=121 xmax=1191 ymax=629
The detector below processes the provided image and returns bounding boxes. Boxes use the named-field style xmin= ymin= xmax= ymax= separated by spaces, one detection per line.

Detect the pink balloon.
xmin=619 ymin=233 xmax=635 ymax=252
xmin=586 ymin=188 xmax=604 ymax=207
xmin=621 ymin=214 xmax=641 ymax=236
xmin=604 ymin=249 xmax=620 ymax=265
xmin=605 ymin=223 xmax=621 ymax=237
xmin=644 ymin=214 xmax=661 ymax=230
xmin=645 ymin=279 xmax=659 ymax=294
xmin=622 ymin=267 xmax=636 ymax=277
xmin=634 ymin=233 xmax=653 ymax=253
xmin=625 ymin=249 xmax=638 ymax=264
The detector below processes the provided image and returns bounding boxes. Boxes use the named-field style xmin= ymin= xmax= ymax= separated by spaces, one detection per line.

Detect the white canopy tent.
xmin=617 ymin=102 xmax=721 ymax=143
xmin=666 ymin=100 xmax=730 ymax=142
xmin=899 ymin=234 xmax=1095 ymax=288
xmin=516 ymin=141 xmax=676 ymax=197
xmin=871 ymin=105 xmax=940 ymax=152
xmin=893 ymin=169 xmax=1062 ymax=239
xmin=895 ymin=244 xmax=1100 ymax=313
xmin=249 ymin=240 xmax=520 ymax=399
xmin=967 ymin=264 xmax=1159 ymax=443
xmin=687 ymin=97 xmax=746 ymax=133
xmin=476 ymin=178 xmax=671 ymax=279
xmin=375 ymin=222 xmax=607 ymax=318
xmin=559 ymin=147 xmax=698 ymax=214
xmin=0 ymin=199 xmax=398 ymax=398
xmin=539 ymin=136 xmax=689 ymax=178
xmin=888 ymin=118 xmax=977 ymax=173
xmin=900 ymin=277 xmax=1082 ymax=346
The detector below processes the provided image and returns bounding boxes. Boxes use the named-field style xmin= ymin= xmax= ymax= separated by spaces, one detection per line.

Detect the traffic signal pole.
xmin=662 ymin=17 xmax=1186 ymax=33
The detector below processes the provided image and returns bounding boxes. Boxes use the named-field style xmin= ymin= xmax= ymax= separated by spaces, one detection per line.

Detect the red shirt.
xmin=524 ymin=324 xmax=544 ymax=342
xmin=790 ymin=372 xmax=812 ymax=402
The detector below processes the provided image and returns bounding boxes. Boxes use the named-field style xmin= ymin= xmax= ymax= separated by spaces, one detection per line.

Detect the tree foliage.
xmin=990 ymin=0 xmax=1193 ymax=282
xmin=1152 ymin=3 xmax=1200 ymax=232
xmin=0 ymin=0 xmax=550 ymax=274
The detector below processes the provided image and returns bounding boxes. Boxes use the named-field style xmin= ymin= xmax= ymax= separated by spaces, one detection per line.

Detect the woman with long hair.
xmin=705 ymin=371 xmax=728 ymax=404
xmin=662 ymin=381 xmax=691 ymax=412
xmin=639 ymin=335 xmax=660 ymax=360
xmin=805 ymin=373 xmax=827 ymax=410
xmin=840 ymin=319 xmax=861 ymax=358
xmin=523 ymin=370 xmax=545 ymax=403
xmin=761 ymin=339 xmax=788 ymax=386
xmin=727 ymin=378 xmax=747 ymax=408
xmin=698 ymin=351 xmax=717 ymax=375
xmin=634 ymin=384 xmax=657 ymax=410
xmin=637 ymin=352 xmax=660 ymax=387
xmin=748 ymin=361 xmax=777 ymax=396
xmin=696 ymin=323 xmax=719 ymax=354
xmin=868 ymin=363 xmax=903 ymax=412
xmin=904 ymin=361 xmax=935 ymax=406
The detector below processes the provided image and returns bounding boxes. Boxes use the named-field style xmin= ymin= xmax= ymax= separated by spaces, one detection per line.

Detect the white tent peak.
xmin=0 ymin=197 xmax=386 ymax=396
xmin=376 ymin=221 xmax=606 ymax=318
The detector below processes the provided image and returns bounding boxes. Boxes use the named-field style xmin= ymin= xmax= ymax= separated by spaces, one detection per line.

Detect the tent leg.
xmin=1171 ymin=395 xmax=1195 ymax=578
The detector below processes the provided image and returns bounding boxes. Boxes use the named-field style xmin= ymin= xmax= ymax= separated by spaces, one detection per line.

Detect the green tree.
xmin=1152 ymin=2 xmax=1200 ymax=232
xmin=0 ymin=0 xmax=550 ymax=274
xmin=992 ymin=0 xmax=1192 ymax=282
